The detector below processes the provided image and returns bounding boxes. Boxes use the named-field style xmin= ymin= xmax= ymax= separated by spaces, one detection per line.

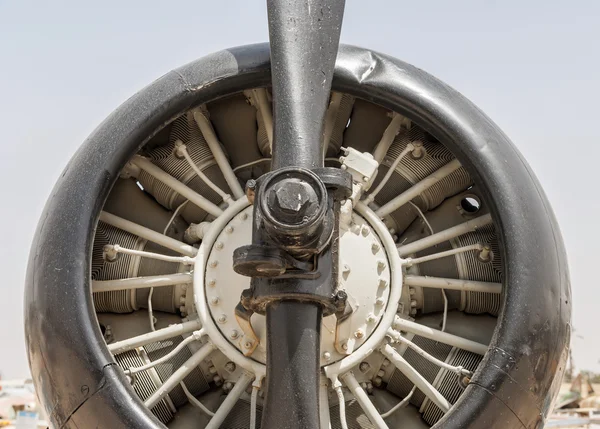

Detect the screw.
xmin=218 ymin=314 xmax=227 ymax=324
xmin=366 ymin=382 xmax=374 ymax=394
xmin=359 ymin=362 xmax=371 ymax=373
xmin=323 ymin=352 xmax=332 ymax=361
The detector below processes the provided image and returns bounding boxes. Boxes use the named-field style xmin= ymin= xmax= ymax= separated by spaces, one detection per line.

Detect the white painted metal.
xmin=181 ymin=381 xmax=215 ymax=416
xmin=335 ymin=386 xmax=349 ymax=429
xmin=325 ymin=202 xmax=404 ymax=379
xmin=144 ymin=342 xmax=216 ymax=409
xmin=92 ymin=273 xmax=192 ymax=293
xmin=372 ymin=113 xmax=407 ymax=163
xmin=99 ymin=211 xmax=198 ymax=257
xmin=376 ymin=159 xmax=462 ymax=218
xmin=204 ymin=204 xmax=391 ymax=365
xmin=392 ymin=317 xmax=488 ymax=355
xmin=192 ymin=109 xmax=244 ymax=199
xmin=397 ymin=213 xmax=493 ymax=257
xmin=126 ymin=330 xmax=204 ymax=375
xmin=381 ymin=343 xmax=451 ymax=413
xmin=131 ymin=155 xmax=223 ymax=217
xmin=204 ymin=372 xmax=254 ymax=429
xmin=404 ymin=275 xmax=502 ymax=294
xmin=320 ymin=377 xmax=333 ymax=429
xmin=175 ymin=140 xmax=232 ymax=204
xmin=108 ymin=320 xmax=201 ymax=354
xmin=364 ymin=143 xmax=414 ymax=205
xmin=403 ymin=243 xmax=483 ymax=267
xmin=193 ymin=197 xmax=267 ymax=379
xmin=250 ymin=385 xmax=259 ymax=429
xmin=341 ymin=372 xmax=389 ymax=429
xmin=107 ymin=244 xmax=195 ymax=265
xmin=387 ymin=329 xmax=472 ymax=377
xmin=380 ymin=386 xmax=416 ymax=418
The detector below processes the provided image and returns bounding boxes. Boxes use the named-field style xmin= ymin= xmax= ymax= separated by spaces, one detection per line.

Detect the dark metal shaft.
xmin=262 ymin=301 xmax=323 ymax=429
xmin=267 ymin=0 xmax=346 ymax=170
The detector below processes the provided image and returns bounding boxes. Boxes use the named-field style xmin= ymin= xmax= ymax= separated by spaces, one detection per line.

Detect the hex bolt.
xmin=270 ymin=179 xmax=319 ymax=219
xmin=478 ymin=245 xmax=492 ymax=263
xmin=360 ymin=382 xmax=368 ymax=390
xmin=377 ymin=370 xmax=385 ymax=378
xmin=373 ymin=377 xmax=383 ymax=387
xmin=355 ymin=330 xmax=365 ymax=339
xmin=246 ymin=180 xmax=257 ymax=204
xmin=323 ymin=352 xmax=332 ymax=361
xmin=366 ymin=313 xmax=377 ymax=323
xmin=382 ymin=359 xmax=391 ymax=368
xmin=411 ymin=141 xmax=425 ymax=159
xmin=366 ymin=382 xmax=374 ymax=394
xmin=359 ymin=362 xmax=371 ymax=373
xmin=217 ymin=314 xmax=227 ymax=324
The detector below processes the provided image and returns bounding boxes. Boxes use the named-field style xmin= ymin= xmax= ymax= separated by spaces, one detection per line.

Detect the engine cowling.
xmin=25 ymin=44 xmax=571 ymax=429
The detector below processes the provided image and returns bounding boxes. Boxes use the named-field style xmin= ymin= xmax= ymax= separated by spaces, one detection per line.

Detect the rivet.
xmin=209 ymin=260 xmax=218 ymax=268
xmin=230 ymin=330 xmax=239 ymax=339
xmin=215 ymin=241 xmax=224 ymax=250
xmin=218 ymin=314 xmax=227 ymax=324
xmin=241 ymin=213 xmax=248 ymax=220
xmin=208 ymin=279 xmax=216 ymax=287
xmin=210 ymin=296 xmax=220 ymax=305
xmin=225 ymin=226 xmax=234 ymax=234
xmin=323 ymin=352 xmax=332 ymax=361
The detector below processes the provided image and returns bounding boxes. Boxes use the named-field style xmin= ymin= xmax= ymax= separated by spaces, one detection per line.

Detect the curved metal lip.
xmin=25 ymin=42 xmax=570 ymax=428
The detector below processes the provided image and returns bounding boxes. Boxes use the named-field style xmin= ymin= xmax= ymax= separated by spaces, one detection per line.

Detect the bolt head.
xmin=323 ymin=351 xmax=332 ymax=361
xmin=217 ymin=314 xmax=227 ymax=324
xmin=266 ymin=178 xmax=322 ymax=227
xmin=210 ymin=296 xmax=219 ymax=305
xmin=355 ymin=330 xmax=365 ymax=339
xmin=359 ymin=362 xmax=370 ymax=373
xmin=229 ymin=330 xmax=239 ymax=339
xmin=373 ymin=377 xmax=383 ymax=387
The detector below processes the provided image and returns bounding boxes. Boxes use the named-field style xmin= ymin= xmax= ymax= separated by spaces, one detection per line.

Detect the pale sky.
xmin=1 ymin=1 xmax=599 ymax=379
